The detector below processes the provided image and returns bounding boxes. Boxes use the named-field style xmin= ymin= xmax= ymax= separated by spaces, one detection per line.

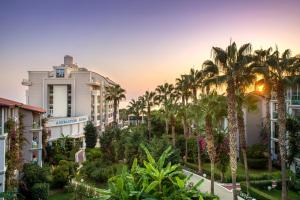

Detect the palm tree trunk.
xmin=276 ymin=81 xmax=287 ymax=200
xmin=211 ymin=161 xmax=215 ymax=195
xmin=165 ymin=119 xmax=169 ymax=134
xmin=237 ymin=110 xmax=250 ymax=195
xmin=147 ymin=107 xmax=151 ymax=140
xmin=171 ymin=124 xmax=176 ymax=147
xmin=227 ymin=81 xmax=238 ymax=200
xmin=197 ymin=137 xmax=203 ymax=175
xmin=265 ymin=96 xmax=272 ymax=172
xmin=113 ymin=100 xmax=118 ymax=124
xmin=183 ymin=119 xmax=188 ymax=162
xmin=205 ymin=116 xmax=216 ymax=195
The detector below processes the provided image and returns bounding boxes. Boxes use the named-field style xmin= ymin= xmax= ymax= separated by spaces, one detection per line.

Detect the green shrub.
xmin=247 ymin=143 xmax=267 ymax=159
xmin=240 ymin=182 xmax=277 ymax=200
xmin=19 ymin=163 xmax=51 ymax=199
xmin=84 ymin=121 xmax=98 ymax=148
xmin=248 ymin=158 xmax=268 ymax=169
xmin=52 ymin=160 xmax=77 ymax=188
xmin=31 ymin=183 xmax=49 ymax=200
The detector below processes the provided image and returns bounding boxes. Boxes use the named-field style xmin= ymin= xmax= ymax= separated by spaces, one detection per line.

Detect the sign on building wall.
xmin=47 ymin=116 xmax=88 ymax=127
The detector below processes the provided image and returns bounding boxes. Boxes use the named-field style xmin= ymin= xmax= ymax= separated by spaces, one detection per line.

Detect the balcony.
xmin=88 ymin=80 xmax=101 ymax=87
xmin=31 ymin=122 xmax=42 ymax=131
xmin=22 ymin=79 xmax=32 ymax=86
xmin=291 ymin=96 xmax=300 ymax=105
xmin=31 ymin=140 xmax=41 ymax=149
xmin=272 ymin=112 xmax=278 ymax=119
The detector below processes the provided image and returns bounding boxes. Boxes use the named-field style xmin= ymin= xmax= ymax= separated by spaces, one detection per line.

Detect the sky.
xmin=1 ymin=0 xmax=300 ymax=108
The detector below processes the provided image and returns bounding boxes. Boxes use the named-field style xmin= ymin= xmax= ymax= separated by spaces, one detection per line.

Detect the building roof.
xmin=0 ymin=97 xmax=45 ymax=113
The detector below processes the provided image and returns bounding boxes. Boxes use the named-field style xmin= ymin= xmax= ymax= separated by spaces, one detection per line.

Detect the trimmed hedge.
xmin=184 ymin=162 xmax=280 ymax=183
xmin=31 ymin=183 xmax=49 ymax=200
xmin=240 ymin=182 xmax=277 ymax=200
xmin=248 ymin=158 xmax=268 ymax=169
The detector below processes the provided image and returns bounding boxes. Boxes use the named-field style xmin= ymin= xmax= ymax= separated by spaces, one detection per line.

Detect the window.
xmin=273 ymin=122 xmax=279 ymax=138
xmin=56 ymin=69 xmax=65 ymax=78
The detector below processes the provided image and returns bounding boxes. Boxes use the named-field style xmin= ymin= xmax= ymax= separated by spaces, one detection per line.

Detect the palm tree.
xmin=194 ymin=92 xmax=227 ymax=195
xmin=176 ymin=75 xmax=191 ymax=162
xmin=202 ymin=42 xmax=252 ymax=200
xmin=188 ymin=68 xmax=203 ymax=102
xmin=155 ymin=83 xmax=175 ymax=134
xmin=236 ymin=93 xmax=258 ymax=194
xmin=105 ymin=84 xmax=126 ymax=124
xmin=128 ymin=99 xmax=144 ymax=125
xmin=254 ymin=48 xmax=300 ymax=200
xmin=253 ymin=48 xmax=273 ymax=171
xmin=139 ymin=91 xmax=156 ymax=139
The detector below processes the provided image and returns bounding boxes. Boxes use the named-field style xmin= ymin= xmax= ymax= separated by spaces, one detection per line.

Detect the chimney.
xmin=64 ymin=55 xmax=73 ymax=66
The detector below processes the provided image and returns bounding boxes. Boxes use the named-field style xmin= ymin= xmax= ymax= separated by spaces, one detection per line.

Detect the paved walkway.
xmin=183 ymin=170 xmax=243 ymax=200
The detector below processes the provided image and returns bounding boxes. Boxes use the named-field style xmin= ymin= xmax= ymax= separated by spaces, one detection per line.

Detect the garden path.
xmin=183 ymin=169 xmax=243 ymax=200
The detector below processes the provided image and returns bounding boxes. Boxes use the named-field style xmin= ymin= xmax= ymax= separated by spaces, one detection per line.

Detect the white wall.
xmin=53 ymin=85 xmax=67 ymax=117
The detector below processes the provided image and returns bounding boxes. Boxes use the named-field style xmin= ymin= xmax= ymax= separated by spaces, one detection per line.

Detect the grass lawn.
xmin=185 ymin=161 xmax=281 ymax=182
xmin=255 ymin=187 xmax=300 ymax=200
xmin=49 ymin=190 xmax=74 ymax=200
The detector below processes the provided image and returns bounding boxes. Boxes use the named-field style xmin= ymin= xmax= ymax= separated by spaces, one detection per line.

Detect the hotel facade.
xmin=22 ymin=55 xmax=117 ymax=142
xmin=270 ymin=83 xmax=300 ymax=174
xmin=0 ymin=97 xmax=45 ymax=193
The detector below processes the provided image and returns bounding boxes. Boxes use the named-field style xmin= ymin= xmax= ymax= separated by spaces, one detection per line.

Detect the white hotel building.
xmin=22 ymin=55 xmax=117 ymax=143
xmin=270 ymin=83 xmax=300 ymax=174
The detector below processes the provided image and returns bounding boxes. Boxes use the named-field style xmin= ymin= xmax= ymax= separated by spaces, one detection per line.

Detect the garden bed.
xmin=185 ymin=162 xmax=281 ymax=183
xmin=240 ymin=181 xmax=300 ymax=200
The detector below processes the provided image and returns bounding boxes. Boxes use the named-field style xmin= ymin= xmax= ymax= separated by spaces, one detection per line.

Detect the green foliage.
xmin=19 ymin=163 xmax=51 ymax=199
xmin=240 ymin=182 xmax=277 ymax=200
xmin=31 ymin=183 xmax=49 ymax=200
xmin=100 ymin=126 xmax=122 ymax=162
xmin=286 ymin=117 xmax=300 ymax=166
xmin=84 ymin=121 xmax=98 ymax=148
xmin=52 ymin=160 xmax=77 ymax=188
xmin=246 ymin=143 xmax=268 ymax=169
xmin=46 ymin=136 xmax=81 ymax=164
xmin=80 ymin=148 xmax=124 ymax=183
xmin=66 ymin=182 xmax=100 ymax=200
xmin=247 ymin=158 xmax=268 ymax=169
xmin=142 ymin=135 xmax=181 ymax=165
xmin=247 ymin=144 xmax=267 ymax=158
xmin=96 ymin=145 xmax=217 ymax=200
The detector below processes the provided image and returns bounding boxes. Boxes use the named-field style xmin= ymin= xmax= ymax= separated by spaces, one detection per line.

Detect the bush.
xmin=248 ymin=158 xmax=268 ymax=169
xmin=19 ymin=163 xmax=51 ymax=199
xmin=31 ymin=183 xmax=49 ymax=200
xmin=52 ymin=160 xmax=77 ymax=188
xmin=84 ymin=121 xmax=98 ymax=148
xmin=247 ymin=143 xmax=267 ymax=159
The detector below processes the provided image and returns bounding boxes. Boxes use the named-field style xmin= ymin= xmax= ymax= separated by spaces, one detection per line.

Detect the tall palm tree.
xmin=254 ymin=48 xmax=300 ymax=200
xmin=253 ymin=48 xmax=273 ymax=171
xmin=165 ymin=93 xmax=179 ymax=147
xmin=105 ymin=84 xmax=126 ymax=124
xmin=194 ymin=92 xmax=227 ymax=195
xmin=176 ymin=75 xmax=191 ymax=162
xmin=139 ymin=91 xmax=156 ymax=139
xmin=233 ymin=55 xmax=256 ymax=194
xmin=236 ymin=93 xmax=258 ymax=194
xmin=202 ymin=42 xmax=252 ymax=200
xmin=188 ymin=68 xmax=203 ymax=101
xmin=155 ymin=83 xmax=175 ymax=134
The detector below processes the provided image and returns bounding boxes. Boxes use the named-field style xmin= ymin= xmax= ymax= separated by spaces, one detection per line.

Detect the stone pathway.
xmin=183 ymin=169 xmax=243 ymax=200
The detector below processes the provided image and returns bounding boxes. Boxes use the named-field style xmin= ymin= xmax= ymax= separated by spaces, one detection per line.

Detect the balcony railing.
xmin=272 ymin=112 xmax=278 ymax=119
xmin=291 ymin=96 xmax=300 ymax=105
xmin=32 ymin=122 xmax=41 ymax=129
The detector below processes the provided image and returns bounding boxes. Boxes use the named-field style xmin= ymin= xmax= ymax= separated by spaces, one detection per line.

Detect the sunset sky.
xmin=1 ymin=0 xmax=300 ymax=108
